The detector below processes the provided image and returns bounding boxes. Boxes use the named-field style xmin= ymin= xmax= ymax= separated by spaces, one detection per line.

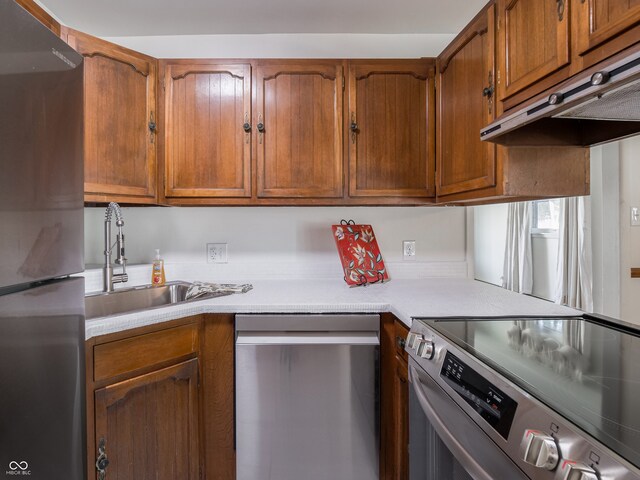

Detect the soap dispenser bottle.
xmin=151 ymin=249 xmax=166 ymax=286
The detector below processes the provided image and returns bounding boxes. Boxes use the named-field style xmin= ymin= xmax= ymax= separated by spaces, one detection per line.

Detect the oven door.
xmin=408 ymin=359 xmax=529 ymax=480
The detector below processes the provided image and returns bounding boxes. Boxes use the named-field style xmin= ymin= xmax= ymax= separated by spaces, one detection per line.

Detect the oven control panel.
xmin=441 ymin=351 xmax=518 ymax=440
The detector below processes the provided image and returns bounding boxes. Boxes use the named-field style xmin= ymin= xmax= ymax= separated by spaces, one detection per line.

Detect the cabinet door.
xmin=497 ymin=0 xmax=571 ymax=100
xmin=437 ymin=5 xmax=497 ymax=197
xmin=66 ymin=29 xmax=157 ymax=204
xmin=163 ymin=63 xmax=251 ymax=198
xmin=577 ymin=0 xmax=640 ymax=54
xmin=348 ymin=62 xmax=435 ymax=198
xmin=94 ymin=359 xmax=199 ymax=480
xmin=392 ymin=355 xmax=409 ymax=480
xmin=255 ymin=63 xmax=343 ymax=198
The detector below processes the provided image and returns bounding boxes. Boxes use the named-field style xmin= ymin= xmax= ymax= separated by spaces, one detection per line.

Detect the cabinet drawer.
xmin=94 ymin=324 xmax=198 ymax=382
xmin=394 ymin=320 xmax=410 ymax=363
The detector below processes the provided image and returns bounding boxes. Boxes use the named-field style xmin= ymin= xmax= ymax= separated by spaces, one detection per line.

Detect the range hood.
xmin=481 ymin=48 xmax=640 ymax=146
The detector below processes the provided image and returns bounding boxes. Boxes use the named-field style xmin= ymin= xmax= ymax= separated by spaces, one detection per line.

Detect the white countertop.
xmin=85 ymin=278 xmax=581 ymax=340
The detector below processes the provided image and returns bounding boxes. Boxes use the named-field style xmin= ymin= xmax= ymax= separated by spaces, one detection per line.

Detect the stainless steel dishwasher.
xmin=235 ymin=314 xmax=380 ymax=480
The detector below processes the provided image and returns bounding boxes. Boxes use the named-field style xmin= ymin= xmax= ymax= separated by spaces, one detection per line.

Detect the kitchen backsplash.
xmin=83 ymin=206 xmax=468 ymax=289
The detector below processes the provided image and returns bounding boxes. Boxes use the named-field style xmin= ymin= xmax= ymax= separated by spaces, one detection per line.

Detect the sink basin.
xmin=85 ymin=281 xmax=193 ymax=320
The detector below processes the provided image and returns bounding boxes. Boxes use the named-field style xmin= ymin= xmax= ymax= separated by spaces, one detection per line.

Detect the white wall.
xmin=85 ymin=206 xmax=467 ymax=275
xmin=590 ymin=143 xmax=620 ymax=318
xmin=531 ymin=235 xmax=558 ymax=301
xmin=473 ymin=203 xmax=507 ymax=286
xmin=101 ymin=34 xmax=453 ymax=59
xmin=619 ymin=136 xmax=640 ymax=324
xmin=473 ymin=203 xmax=558 ymax=302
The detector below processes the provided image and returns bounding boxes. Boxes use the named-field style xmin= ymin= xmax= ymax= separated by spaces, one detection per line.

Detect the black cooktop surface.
xmin=419 ymin=316 xmax=640 ymax=470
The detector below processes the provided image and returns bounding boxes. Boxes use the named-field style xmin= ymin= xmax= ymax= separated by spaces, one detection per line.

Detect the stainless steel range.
xmin=406 ymin=316 xmax=640 ymax=480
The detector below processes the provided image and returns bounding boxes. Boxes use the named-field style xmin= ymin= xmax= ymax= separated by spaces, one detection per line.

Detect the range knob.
xmin=416 ymin=338 xmax=435 ymax=359
xmin=521 ymin=430 xmax=559 ymax=470
xmin=548 ymin=92 xmax=564 ymax=105
xmin=556 ymin=460 xmax=598 ymax=480
xmin=406 ymin=332 xmax=423 ymax=350
xmin=590 ymin=71 xmax=610 ymax=86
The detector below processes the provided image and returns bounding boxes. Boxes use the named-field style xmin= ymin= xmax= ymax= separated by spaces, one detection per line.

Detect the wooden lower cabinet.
xmin=381 ymin=313 xmax=410 ymax=480
xmin=392 ymin=354 xmax=409 ymax=480
xmin=86 ymin=315 xmax=235 ymax=480
xmin=94 ymin=359 xmax=199 ymax=480
xmin=200 ymin=313 xmax=236 ymax=480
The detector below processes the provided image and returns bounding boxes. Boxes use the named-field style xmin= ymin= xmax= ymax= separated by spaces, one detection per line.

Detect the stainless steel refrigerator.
xmin=0 ymin=0 xmax=86 ymax=478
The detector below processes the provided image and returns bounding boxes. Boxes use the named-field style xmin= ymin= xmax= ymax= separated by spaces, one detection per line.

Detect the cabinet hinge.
xmin=342 ymin=77 xmax=345 ymax=91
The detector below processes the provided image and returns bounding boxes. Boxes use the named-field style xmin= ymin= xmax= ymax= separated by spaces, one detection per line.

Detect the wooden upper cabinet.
xmin=497 ymin=0 xmax=571 ymax=102
xmin=437 ymin=5 xmax=497 ymax=198
xmin=94 ymin=359 xmax=199 ymax=480
xmin=255 ymin=63 xmax=344 ymax=198
xmin=65 ymin=29 xmax=157 ymax=204
xmin=348 ymin=61 xmax=435 ymax=198
xmin=162 ymin=62 xmax=252 ymax=198
xmin=576 ymin=0 xmax=640 ymax=55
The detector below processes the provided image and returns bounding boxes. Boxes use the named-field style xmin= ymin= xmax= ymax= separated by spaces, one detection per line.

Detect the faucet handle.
xmin=115 ymin=231 xmax=126 ymax=264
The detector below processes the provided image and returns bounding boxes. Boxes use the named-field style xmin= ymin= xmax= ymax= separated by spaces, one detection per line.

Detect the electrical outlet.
xmin=632 ymin=207 xmax=640 ymax=226
xmin=403 ymin=240 xmax=416 ymax=261
xmin=206 ymin=243 xmax=228 ymax=263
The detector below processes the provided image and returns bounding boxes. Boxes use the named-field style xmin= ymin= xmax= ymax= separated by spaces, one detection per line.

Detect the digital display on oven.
xmin=440 ymin=351 xmax=518 ymax=440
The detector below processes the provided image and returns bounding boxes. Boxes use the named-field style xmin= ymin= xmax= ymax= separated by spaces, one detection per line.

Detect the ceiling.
xmin=38 ymin=0 xmax=487 ymax=37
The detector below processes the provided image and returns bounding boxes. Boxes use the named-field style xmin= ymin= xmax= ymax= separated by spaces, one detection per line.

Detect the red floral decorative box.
xmin=332 ymin=222 xmax=389 ymax=287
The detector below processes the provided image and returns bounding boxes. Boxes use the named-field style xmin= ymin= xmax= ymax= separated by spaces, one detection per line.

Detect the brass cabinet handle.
xmin=350 ymin=112 xmax=358 ymax=144
xmin=257 ymin=114 xmax=264 ymax=144
xmin=243 ymin=112 xmax=252 ymax=132
xmin=482 ymin=72 xmax=494 ymax=115
xmin=148 ymin=111 xmax=157 ymax=144
xmin=557 ymin=0 xmax=565 ymax=21
xmin=96 ymin=438 xmax=109 ymax=480
xmin=243 ymin=113 xmax=251 ymax=144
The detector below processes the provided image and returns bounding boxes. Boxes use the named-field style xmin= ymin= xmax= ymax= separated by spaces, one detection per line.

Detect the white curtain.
xmin=555 ymin=197 xmax=593 ymax=312
xmin=502 ymin=202 xmax=533 ymax=294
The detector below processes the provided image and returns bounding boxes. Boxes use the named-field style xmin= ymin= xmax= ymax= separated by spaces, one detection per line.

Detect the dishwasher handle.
xmin=236 ymin=331 xmax=379 ymax=346
xmin=409 ymin=364 xmax=526 ymax=480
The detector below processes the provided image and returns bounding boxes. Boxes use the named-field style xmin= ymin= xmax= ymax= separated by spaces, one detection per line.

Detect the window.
xmin=531 ymin=199 xmax=560 ymax=236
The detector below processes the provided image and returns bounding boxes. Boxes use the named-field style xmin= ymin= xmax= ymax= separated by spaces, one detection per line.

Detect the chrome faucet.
xmin=103 ymin=202 xmax=128 ymax=292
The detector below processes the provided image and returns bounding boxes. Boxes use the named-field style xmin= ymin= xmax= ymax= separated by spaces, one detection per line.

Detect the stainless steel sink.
xmin=85 ymin=281 xmax=193 ymax=320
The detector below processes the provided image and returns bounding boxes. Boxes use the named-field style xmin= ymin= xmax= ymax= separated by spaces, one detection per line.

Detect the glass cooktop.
xmin=419 ymin=316 xmax=640 ymax=470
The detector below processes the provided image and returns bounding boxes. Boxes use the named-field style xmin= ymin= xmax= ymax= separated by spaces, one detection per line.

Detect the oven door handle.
xmin=409 ymin=365 xmax=498 ymax=480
